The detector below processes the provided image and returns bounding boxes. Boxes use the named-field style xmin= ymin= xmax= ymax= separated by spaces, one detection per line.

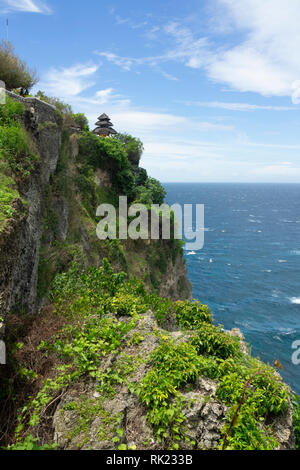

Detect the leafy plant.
xmin=5 ymin=435 xmax=56 ymax=451
xmin=174 ymin=300 xmax=212 ymax=329
xmin=292 ymin=394 xmax=300 ymax=449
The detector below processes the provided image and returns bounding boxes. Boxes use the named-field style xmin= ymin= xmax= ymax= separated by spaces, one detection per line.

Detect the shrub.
xmin=73 ymin=113 xmax=89 ymax=131
xmin=190 ymin=323 xmax=242 ymax=359
xmin=0 ymin=96 xmax=24 ymax=124
xmin=217 ymin=364 xmax=288 ymax=450
xmin=0 ymin=41 xmax=38 ymax=91
xmin=174 ymin=300 xmax=212 ymax=329
xmin=135 ymin=177 xmax=166 ymax=205
xmin=5 ymin=434 xmax=56 ymax=450
xmin=114 ymin=133 xmax=144 ymax=166
xmin=138 ymin=338 xmax=201 ymax=442
xmin=78 ymin=131 xmax=134 ymax=197
xmin=0 ymin=121 xmax=38 ymax=177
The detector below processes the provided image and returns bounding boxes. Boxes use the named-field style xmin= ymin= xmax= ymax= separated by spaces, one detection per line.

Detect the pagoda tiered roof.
xmin=93 ymin=113 xmax=117 ymax=137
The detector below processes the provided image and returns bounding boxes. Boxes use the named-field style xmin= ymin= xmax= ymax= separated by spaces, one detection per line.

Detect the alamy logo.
xmin=96 ymin=197 xmax=205 ymax=251
xmin=292 ymin=340 xmax=300 ymax=365
xmin=0 ymin=341 xmax=6 ymax=365
xmin=0 ymin=80 xmax=5 ymax=105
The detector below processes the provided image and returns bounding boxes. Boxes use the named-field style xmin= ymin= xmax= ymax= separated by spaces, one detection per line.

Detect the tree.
xmin=114 ymin=133 xmax=144 ymax=166
xmin=0 ymin=41 xmax=38 ymax=92
xmin=135 ymin=177 xmax=166 ymax=205
xmin=73 ymin=113 xmax=89 ymax=131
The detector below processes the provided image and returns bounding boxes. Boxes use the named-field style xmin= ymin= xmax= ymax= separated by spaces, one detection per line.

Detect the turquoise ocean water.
xmin=164 ymin=183 xmax=300 ymax=393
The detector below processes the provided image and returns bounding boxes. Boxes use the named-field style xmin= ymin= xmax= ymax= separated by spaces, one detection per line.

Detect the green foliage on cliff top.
xmin=77 ymin=131 xmax=165 ymax=205
xmin=114 ymin=132 xmax=144 ymax=166
xmin=78 ymin=132 xmax=134 ymax=196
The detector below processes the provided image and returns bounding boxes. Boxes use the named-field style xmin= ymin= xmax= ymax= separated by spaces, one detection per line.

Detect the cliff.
xmin=0 ymin=93 xmax=61 ymax=317
xmin=0 ymin=93 xmax=191 ymax=323
xmin=0 ymin=93 xmax=298 ymax=451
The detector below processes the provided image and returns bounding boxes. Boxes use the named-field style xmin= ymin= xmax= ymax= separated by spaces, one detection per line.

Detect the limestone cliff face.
xmin=160 ymin=256 xmax=192 ymax=301
xmin=0 ymin=93 xmax=61 ymax=316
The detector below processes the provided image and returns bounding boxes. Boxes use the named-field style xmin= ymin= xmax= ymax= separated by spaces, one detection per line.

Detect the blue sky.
xmin=1 ymin=0 xmax=300 ymax=182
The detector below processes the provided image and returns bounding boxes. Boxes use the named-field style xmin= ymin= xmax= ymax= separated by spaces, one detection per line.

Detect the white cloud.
xmin=95 ymin=21 xmax=210 ymax=76
xmin=252 ymin=163 xmax=300 ymax=178
xmin=181 ymin=101 xmax=298 ymax=111
xmin=98 ymin=3 xmax=300 ymax=103
xmin=109 ymin=111 xmax=233 ymax=135
xmin=206 ymin=0 xmax=300 ymax=100
xmin=39 ymin=63 xmax=99 ymax=97
xmin=0 ymin=0 xmax=51 ymax=13
xmin=95 ymin=88 xmax=114 ymax=102
xmin=292 ymin=80 xmax=300 ymax=105
xmin=160 ymin=71 xmax=179 ymax=81
xmin=97 ymin=52 xmax=136 ymax=71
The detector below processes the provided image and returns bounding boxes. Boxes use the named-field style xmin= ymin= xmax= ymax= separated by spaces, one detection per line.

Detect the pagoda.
xmin=93 ymin=113 xmax=117 ymax=137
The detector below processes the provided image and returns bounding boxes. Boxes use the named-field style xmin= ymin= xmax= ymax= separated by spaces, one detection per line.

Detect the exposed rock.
xmin=180 ymin=377 xmax=227 ymax=449
xmin=0 ymin=93 xmax=61 ymax=315
xmin=52 ymin=197 xmax=69 ymax=241
xmin=271 ymin=396 xmax=295 ymax=450
xmin=95 ymin=168 xmax=112 ymax=190
xmin=159 ymin=256 xmax=192 ymax=301
xmin=228 ymin=328 xmax=250 ymax=356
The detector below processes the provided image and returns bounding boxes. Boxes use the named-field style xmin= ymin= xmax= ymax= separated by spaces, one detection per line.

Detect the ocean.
xmin=164 ymin=183 xmax=300 ymax=394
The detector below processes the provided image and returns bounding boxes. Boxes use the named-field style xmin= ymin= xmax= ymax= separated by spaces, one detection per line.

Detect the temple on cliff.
xmin=93 ymin=113 xmax=117 ymax=137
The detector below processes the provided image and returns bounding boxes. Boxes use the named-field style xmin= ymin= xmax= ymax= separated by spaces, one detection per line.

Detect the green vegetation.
xmin=114 ymin=132 xmax=144 ymax=166
xmin=0 ymin=174 xmax=19 ymax=223
xmin=292 ymin=395 xmax=300 ymax=449
xmin=0 ymin=96 xmax=38 ymax=178
xmin=78 ymin=130 xmax=165 ymax=205
xmin=0 ymin=96 xmax=38 ymax=229
xmin=72 ymin=113 xmax=89 ymax=131
xmin=134 ymin=177 xmax=166 ymax=205
xmin=5 ymin=434 xmax=57 ymax=451
xmin=9 ymin=260 xmax=290 ymax=450
xmin=78 ymin=132 xmax=134 ymax=197
xmin=174 ymin=300 xmax=212 ymax=328
xmin=0 ymin=93 xmax=296 ymax=451
xmin=0 ymin=41 xmax=38 ymax=92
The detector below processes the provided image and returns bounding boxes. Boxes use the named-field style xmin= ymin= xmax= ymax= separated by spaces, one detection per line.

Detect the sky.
xmin=1 ymin=0 xmax=300 ymax=182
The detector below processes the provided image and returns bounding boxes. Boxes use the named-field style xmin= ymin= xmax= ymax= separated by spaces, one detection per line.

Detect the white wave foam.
xmin=248 ymin=219 xmax=261 ymax=224
xmin=186 ymin=251 xmax=196 ymax=256
xmin=290 ymin=297 xmax=300 ymax=305
xmin=278 ymin=260 xmax=287 ymax=263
